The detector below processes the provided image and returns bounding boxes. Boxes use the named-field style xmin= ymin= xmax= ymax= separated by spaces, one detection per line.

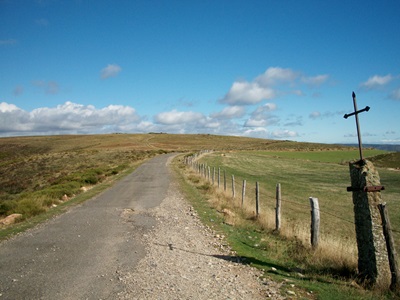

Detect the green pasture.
xmin=243 ymin=149 xmax=387 ymax=163
xmin=198 ymin=150 xmax=400 ymax=252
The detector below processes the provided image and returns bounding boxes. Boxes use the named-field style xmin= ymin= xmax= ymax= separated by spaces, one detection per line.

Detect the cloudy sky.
xmin=1 ymin=0 xmax=399 ymax=144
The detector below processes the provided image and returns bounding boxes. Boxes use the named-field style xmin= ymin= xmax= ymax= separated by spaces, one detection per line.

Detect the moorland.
xmin=1 ymin=133 xmax=399 ymax=299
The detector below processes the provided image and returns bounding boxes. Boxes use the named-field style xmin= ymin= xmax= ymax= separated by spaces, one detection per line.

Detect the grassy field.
xmin=1 ymin=133 xmax=399 ymax=298
xmin=178 ymin=149 xmax=400 ymax=299
xmin=2 ymin=133 xmax=344 ymax=222
xmin=195 ymin=149 xmax=400 ymax=252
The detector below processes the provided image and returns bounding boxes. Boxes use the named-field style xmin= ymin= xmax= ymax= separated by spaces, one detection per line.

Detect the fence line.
xmin=184 ymin=151 xmax=400 ymax=248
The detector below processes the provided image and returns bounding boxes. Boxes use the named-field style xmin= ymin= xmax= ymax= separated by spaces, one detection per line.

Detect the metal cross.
xmin=344 ymin=92 xmax=370 ymax=162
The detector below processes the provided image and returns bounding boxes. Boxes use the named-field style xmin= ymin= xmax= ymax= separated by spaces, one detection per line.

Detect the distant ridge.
xmin=341 ymin=144 xmax=400 ymax=152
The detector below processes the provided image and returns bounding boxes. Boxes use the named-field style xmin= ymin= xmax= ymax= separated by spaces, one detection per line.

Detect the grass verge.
xmin=0 ymin=160 xmax=145 ymax=241
xmin=172 ymin=154 xmax=399 ymax=300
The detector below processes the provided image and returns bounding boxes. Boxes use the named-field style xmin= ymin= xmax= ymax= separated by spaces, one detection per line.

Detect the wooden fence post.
xmin=275 ymin=183 xmax=281 ymax=232
xmin=231 ymin=175 xmax=235 ymax=199
xmin=218 ymin=167 xmax=220 ymax=188
xmin=255 ymin=182 xmax=260 ymax=218
xmin=378 ymin=203 xmax=400 ymax=292
xmin=241 ymin=180 xmax=246 ymax=208
xmin=212 ymin=167 xmax=215 ymax=185
xmin=224 ymin=170 xmax=227 ymax=192
xmin=309 ymin=197 xmax=320 ymax=249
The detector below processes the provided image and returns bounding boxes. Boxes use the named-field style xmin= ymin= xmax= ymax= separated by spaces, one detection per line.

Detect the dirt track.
xmin=0 ymin=154 xmax=281 ymax=299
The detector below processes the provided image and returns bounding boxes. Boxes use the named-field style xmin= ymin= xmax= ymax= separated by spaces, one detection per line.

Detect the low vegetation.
xmin=173 ymin=149 xmax=400 ymax=299
xmin=0 ymin=134 xmax=173 ymax=226
xmin=1 ymin=133 xmax=399 ymax=298
xmin=0 ymin=133 xmax=354 ymax=224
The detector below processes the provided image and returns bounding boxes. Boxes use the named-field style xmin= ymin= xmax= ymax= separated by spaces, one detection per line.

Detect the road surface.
xmin=0 ymin=153 xmax=176 ymax=299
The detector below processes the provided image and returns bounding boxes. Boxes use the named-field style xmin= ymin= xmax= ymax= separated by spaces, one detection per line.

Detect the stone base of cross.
xmin=349 ymin=159 xmax=389 ymax=288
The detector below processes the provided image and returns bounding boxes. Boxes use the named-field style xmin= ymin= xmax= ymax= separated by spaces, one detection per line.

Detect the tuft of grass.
xmin=172 ymin=154 xmax=399 ymax=299
xmin=14 ymin=196 xmax=48 ymax=219
xmin=198 ymin=150 xmax=400 ymax=258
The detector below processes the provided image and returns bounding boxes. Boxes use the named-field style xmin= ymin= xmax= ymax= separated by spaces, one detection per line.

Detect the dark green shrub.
xmin=13 ymin=198 xmax=46 ymax=218
xmin=81 ymin=168 xmax=106 ymax=185
xmin=0 ymin=200 xmax=17 ymax=216
xmin=108 ymin=164 xmax=128 ymax=176
xmin=34 ymin=181 xmax=81 ymax=199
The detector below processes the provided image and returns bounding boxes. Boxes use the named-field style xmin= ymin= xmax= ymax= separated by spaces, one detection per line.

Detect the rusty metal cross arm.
xmin=344 ymin=105 xmax=370 ymax=119
xmin=343 ymin=92 xmax=370 ymax=162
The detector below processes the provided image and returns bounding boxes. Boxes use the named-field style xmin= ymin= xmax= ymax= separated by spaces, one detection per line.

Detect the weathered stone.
xmin=287 ymin=290 xmax=296 ymax=296
xmin=0 ymin=214 xmax=22 ymax=225
xmin=349 ymin=159 xmax=390 ymax=287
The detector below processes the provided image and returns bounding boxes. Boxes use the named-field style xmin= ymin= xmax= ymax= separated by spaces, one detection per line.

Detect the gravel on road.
xmin=0 ymin=154 xmax=285 ymax=299
xmin=119 ymin=176 xmax=284 ymax=299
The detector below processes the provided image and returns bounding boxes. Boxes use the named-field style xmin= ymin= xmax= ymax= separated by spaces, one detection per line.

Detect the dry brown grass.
xmin=184 ymin=163 xmax=358 ymax=277
xmin=0 ymin=133 xmax=352 ymax=228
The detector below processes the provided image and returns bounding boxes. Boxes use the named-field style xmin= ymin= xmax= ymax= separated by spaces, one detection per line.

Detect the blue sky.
xmin=1 ymin=0 xmax=399 ymax=144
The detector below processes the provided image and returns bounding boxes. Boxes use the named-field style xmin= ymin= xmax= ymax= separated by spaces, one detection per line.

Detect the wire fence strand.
xmin=186 ymin=153 xmax=400 ymax=236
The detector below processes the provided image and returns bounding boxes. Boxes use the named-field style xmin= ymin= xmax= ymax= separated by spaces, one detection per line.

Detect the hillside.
xmin=1 ymin=133 xmax=398 ymax=299
xmin=343 ymin=144 xmax=400 ymax=152
xmin=0 ymin=133 xmax=353 ymax=156
xmin=1 ymin=133 xmax=395 ymax=222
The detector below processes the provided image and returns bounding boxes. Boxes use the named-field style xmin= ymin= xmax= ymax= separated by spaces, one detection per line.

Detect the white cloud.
xmin=244 ymin=103 xmax=278 ymax=127
xmin=361 ymin=74 xmax=393 ymax=89
xmin=243 ymin=127 xmax=268 ymax=137
xmin=0 ymin=102 xmax=140 ymax=136
xmin=252 ymin=103 xmax=277 ymax=113
xmin=244 ymin=119 xmax=265 ymax=127
xmin=0 ymin=103 xmax=33 ymax=132
xmin=203 ymin=120 xmax=221 ymax=129
xmin=271 ymin=130 xmax=298 ymax=138
xmin=220 ymin=67 xmax=329 ymax=106
xmin=0 ymin=102 xmax=21 ymax=113
xmin=302 ymin=74 xmax=329 ymax=86
xmin=100 ymin=64 xmax=122 ymax=79
xmin=255 ymin=67 xmax=298 ymax=86
xmin=220 ymin=81 xmax=275 ymax=105
xmin=242 ymin=127 xmax=298 ymax=139
xmin=154 ymin=109 xmax=204 ymax=125
xmin=210 ymin=106 xmax=245 ymax=119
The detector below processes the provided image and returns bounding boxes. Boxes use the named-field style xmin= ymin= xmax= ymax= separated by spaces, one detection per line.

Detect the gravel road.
xmin=0 ymin=154 xmax=283 ymax=299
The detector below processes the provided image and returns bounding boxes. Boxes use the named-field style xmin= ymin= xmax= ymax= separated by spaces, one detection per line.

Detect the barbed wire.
xmin=185 ymin=158 xmax=400 ymax=235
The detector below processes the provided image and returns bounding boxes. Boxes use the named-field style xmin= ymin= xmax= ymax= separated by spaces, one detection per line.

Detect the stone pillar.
xmin=349 ymin=159 xmax=389 ymax=287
